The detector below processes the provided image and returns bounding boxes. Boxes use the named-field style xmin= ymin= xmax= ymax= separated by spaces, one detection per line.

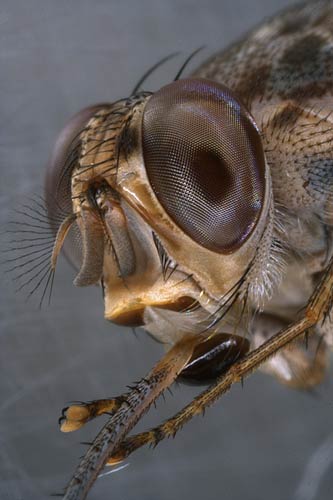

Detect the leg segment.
xmin=60 ymin=332 xmax=250 ymax=432
xmin=260 ymin=332 xmax=329 ymax=389
xmin=252 ymin=314 xmax=329 ymax=390
xmin=62 ymin=333 xmax=203 ymax=500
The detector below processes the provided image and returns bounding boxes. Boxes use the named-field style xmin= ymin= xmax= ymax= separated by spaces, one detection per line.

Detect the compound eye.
xmin=142 ymin=78 xmax=266 ymax=253
xmin=45 ymin=105 xmax=105 ymax=269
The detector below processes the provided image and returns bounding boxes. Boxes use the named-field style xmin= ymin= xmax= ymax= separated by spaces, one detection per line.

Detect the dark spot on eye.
xmin=280 ymin=34 xmax=326 ymax=69
xmin=191 ymin=150 xmax=233 ymax=201
xmin=233 ymin=63 xmax=272 ymax=106
xmin=270 ymin=103 xmax=304 ymax=129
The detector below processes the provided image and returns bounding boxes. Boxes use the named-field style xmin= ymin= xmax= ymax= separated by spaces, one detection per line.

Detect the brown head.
xmin=45 ymin=78 xmax=271 ymax=341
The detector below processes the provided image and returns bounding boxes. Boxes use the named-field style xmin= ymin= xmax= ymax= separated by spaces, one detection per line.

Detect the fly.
xmin=6 ymin=1 xmax=333 ymax=499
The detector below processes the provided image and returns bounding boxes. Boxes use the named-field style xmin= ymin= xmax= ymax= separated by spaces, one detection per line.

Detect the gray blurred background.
xmin=1 ymin=1 xmax=333 ymax=499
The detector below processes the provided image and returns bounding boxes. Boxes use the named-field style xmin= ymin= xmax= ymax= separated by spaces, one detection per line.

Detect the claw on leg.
xmin=59 ymin=398 xmax=122 ymax=432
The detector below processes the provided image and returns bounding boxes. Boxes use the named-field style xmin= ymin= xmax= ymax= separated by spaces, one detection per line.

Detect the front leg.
xmin=60 ymin=332 xmax=250 ymax=432
xmin=107 ymin=258 xmax=333 ymax=464
xmin=62 ymin=333 xmax=205 ymax=500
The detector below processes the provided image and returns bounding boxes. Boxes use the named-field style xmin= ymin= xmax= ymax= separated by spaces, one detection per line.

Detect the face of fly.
xmin=46 ymin=78 xmax=272 ymax=342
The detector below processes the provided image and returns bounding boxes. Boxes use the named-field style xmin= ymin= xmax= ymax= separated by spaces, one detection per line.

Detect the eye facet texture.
xmin=142 ymin=78 xmax=265 ymax=253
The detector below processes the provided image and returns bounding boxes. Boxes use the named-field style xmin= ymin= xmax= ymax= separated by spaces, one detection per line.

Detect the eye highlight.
xmin=142 ymin=78 xmax=266 ymax=253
